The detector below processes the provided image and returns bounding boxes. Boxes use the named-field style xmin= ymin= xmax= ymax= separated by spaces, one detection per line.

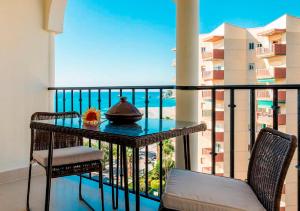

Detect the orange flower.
xmin=86 ymin=111 xmax=98 ymax=121
xmin=82 ymin=108 xmax=101 ymax=126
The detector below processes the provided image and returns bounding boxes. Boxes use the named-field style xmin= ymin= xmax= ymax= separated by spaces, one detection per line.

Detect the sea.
xmin=55 ymin=90 xmax=176 ymax=113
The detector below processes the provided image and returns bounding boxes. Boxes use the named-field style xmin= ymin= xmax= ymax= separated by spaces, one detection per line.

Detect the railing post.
xmin=145 ymin=89 xmax=149 ymax=118
xmin=211 ymin=89 xmax=216 ymax=175
xmin=108 ymin=89 xmax=112 ymax=107
xmin=145 ymin=89 xmax=149 ymax=196
xmin=159 ymin=89 xmax=163 ymax=119
xmin=88 ymin=89 xmax=91 ymax=108
xmin=55 ymin=90 xmax=58 ymax=112
xmin=228 ymin=89 xmax=236 ymax=178
xmin=98 ymin=89 xmax=101 ymax=110
xmin=132 ymin=88 xmax=136 ymax=105
xmin=63 ymin=90 xmax=66 ymax=112
xmin=159 ymin=89 xmax=163 ymax=197
xmin=272 ymin=89 xmax=279 ymax=130
xmin=79 ymin=90 xmax=82 ymax=115
xmin=249 ymin=89 xmax=256 ymax=151
xmin=71 ymin=90 xmax=74 ymax=112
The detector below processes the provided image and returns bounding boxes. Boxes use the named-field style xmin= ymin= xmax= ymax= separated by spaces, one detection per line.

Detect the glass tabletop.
xmin=32 ymin=118 xmax=203 ymax=137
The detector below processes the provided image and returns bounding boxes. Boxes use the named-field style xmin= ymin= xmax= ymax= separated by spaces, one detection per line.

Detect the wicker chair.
xmin=26 ymin=112 xmax=104 ymax=211
xmin=160 ymin=128 xmax=297 ymax=211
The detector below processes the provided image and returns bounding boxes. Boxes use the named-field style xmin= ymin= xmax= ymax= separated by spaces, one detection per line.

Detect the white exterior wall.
xmin=285 ymin=15 xmax=300 ymax=211
xmin=222 ymin=24 xmax=248 ymax=179
xmin=0 ymin=0 xmax=54 ymax=173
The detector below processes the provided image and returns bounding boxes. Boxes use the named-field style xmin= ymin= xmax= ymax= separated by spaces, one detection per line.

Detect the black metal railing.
xmin=49 ymin=84 xmax=300 ymax=208
xmin=49 ymin=85 xmax=174 ymax=202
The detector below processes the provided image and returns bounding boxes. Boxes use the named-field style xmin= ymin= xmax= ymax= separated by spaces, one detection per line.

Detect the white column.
xmin=175 ymin=0 xmax=200 ymax=171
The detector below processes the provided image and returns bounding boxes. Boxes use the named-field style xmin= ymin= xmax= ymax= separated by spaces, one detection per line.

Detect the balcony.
xmin=216 ymin=131 xmax=224 ymax=142
xmin=201 ymin=149 xmax=224 ymax=163
xmin=202 ymin=147 xmax=212 ymax=155
xmin=202 ymin=110 xmax=224 ymax=121
xmin=215 ymin=153 xmax=224 ymax=162
xmin=202 ymin=35 xmax=224 ymax=42
xmin=256 ymin=90 xmax=286 ymax=102
xmin=257 ymin=28 xmax=286 ymax=37
xmin=257 ymin=113 xmax=286 ymax=126
xmin=256 ymin=44 xmax=286 ymax=58
xmin=256 ymin=67 xmax=286 ymax=80
xmin=202 ymin=90 xmax=224 ymax=101
xmin=202 ymin=70 xmax=224 ymax=81
xmin=3 ymin=1 xmax=299 ymax=210
xmin=201 ymin=49 xmax=224 ymax=61
xmin=1 ymin=84 xmax=299 ymax=211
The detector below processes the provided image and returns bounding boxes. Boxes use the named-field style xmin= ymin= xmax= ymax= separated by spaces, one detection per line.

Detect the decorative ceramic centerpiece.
xmin=82 ymin=108 xmax=101 ymax=126
xmin=105 ymin=97 xmax=143 ymax=124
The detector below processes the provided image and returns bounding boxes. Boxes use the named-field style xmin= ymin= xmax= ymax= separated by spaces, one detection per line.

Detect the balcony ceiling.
xmin=257 ymin=28 xmax=286 ymax=36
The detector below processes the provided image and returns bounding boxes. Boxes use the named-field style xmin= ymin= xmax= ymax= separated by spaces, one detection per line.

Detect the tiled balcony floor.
xmin=0 ymin=175 xmax=159 ymax=211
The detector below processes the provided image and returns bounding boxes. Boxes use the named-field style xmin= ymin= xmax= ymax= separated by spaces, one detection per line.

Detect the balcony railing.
xmin=202 ymin=70 xmax=224 ymax=81
xmin=49 ymin=84 xmax=300 ymax=208
xmin=201 ymin=49 xmax=224 ymax=60
xmin=256 ymin=67 xmax=286 ymax=80
xmin=256 ymin=44 xmax=286 ymax=58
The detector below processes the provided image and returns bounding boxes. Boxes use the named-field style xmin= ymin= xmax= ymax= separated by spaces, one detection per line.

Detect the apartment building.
xmin=198 ymin=14 xmax=300 ymax=211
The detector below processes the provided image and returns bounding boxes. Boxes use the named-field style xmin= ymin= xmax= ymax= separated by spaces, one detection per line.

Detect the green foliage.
xmin=150 ymin=180 xmax=160 ymax=190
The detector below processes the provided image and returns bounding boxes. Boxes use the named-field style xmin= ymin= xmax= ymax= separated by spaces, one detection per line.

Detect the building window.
xmin=249 ymin=63 xmax=255 ymax=71
xmin=257 ymin=43 xmax=262 ymax=48
xmin=249 ymin=42 xmax=255 ymax=50
xmin=201 ymin=47 xmax=206 ymax=53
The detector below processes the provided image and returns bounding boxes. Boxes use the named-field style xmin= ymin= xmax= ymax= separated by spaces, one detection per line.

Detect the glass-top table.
xmin=30 ymin=118 xmax=206 ymax=211
xmin=30 ymin=118 xmax=206 ymax=148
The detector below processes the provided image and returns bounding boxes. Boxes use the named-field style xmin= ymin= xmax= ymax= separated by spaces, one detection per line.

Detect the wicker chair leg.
xmin=26 ymin=163 xmax=32 ymax=211
xmin=45 ymin=173 xmax=52 ymax=211
xmin=79 ymin=175 xmax=95 ymax=211
xmin=79 ymin=175 xmax=83 ymax=200
xmin=99 ymin=163 xmax=105 ymax=211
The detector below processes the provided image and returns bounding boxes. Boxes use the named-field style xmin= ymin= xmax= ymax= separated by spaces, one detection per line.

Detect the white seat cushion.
xmin=33 ymin=146 xmax=104 ymax=166
xmin=162 ymin=169 xmax=266 ymax=211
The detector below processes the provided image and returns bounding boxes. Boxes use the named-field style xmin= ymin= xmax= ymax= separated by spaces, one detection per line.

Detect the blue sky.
xmin=55 ymin=0 xmax=300 ymax=86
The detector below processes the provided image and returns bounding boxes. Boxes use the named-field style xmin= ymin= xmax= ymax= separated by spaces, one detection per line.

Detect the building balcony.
xmin=256 ymin=90 xmax=286 ymax=102
xmin=215 ymin=153 xmax=224 ymax=162
xmin=256 ymin=67 xmax=286 ymax=80
xmin=257 ymin=28 xmax=286 ymax=37
xmin=256 ymin=44 xmax=286 ymax=58
xmin=216 ymin=131 xmax=224 ymax=142
xmin=202 ymin=70 xmax=224 ymax=81
xmin=202 ymin=35 xmax=224 ymax=42
xmin=202 ymin=147 xmax=212 ymax=155
xmin=257 ymin=113 xmax=286 ymax=126
xmin=202 ymin=110 xmax=224 ymax=121
xmin=201 ymin=49 xmax=224 ymax=61
xmin=202 ymin=90 xmax=224 ymax=101
xmin=201 ymin=149 xmax=224 ymax=163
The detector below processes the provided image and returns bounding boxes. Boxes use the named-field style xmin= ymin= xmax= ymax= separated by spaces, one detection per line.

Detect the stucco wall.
xmin=0 ymin=0 xmax=53 ymax=172
xmin=285 ymin=15 xmax=300 ymax=211
xmin=223 ymin=24 xmax=248 ymax=179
